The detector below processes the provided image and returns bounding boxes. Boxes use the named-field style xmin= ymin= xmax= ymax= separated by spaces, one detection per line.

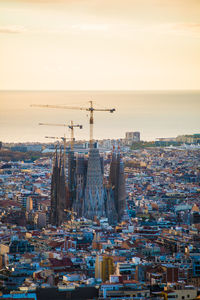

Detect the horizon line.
xmin=0 ymin=89 xmax=200 ymax=93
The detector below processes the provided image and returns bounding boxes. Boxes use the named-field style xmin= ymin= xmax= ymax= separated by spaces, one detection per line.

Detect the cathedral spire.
xmin=50 ymin=147 xmax=67 ymax=226
xmin=84 ymin=148 xmax=105 ymax=220
xmin=109 ymin=147 xmax=126 ymax=221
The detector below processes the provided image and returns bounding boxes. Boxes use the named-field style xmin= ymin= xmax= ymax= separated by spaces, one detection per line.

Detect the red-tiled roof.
xmin=49 ymin=257 xmax=73 ymax=267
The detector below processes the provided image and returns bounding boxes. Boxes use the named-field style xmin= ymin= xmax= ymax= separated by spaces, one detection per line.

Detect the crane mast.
xmin=89 ymin=101 xmax=94 ymax=149
xmin=68 ymin=121 xmax=83 ymax=151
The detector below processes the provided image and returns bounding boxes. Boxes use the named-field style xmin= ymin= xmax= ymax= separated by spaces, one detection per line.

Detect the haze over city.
xmin=0 ymin=91 xmax=200 ymax=143
xmin=1 ymin=0 xmax=200 ymax=143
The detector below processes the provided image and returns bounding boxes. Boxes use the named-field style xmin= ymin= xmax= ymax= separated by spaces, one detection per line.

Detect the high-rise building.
xmin=26 ymin=197 xmax=33 ymax=212
xmin=34 ymin=212 xmax=46 ymax=229
xmin=95 ymin=255 xmax=115 ymax=282
xmin=50 ymin=148 xmax=67 ymax=226
xmin=125 ymin=131 xmax=140 ymax=145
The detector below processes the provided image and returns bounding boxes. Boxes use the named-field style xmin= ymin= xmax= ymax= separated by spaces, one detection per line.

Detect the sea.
xmin=0 ymin=90 xmax=200 ymax=143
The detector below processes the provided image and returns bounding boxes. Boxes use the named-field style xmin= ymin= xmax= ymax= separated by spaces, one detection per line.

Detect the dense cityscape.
xmin=0 ymin=131 xmax=200 ymax=300
xmin=1 ymin=0 xmax=200 ymax=299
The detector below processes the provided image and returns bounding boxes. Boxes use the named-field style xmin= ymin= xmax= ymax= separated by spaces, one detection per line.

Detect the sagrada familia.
xmin=50 ymin=147 xmax=126 ymax=226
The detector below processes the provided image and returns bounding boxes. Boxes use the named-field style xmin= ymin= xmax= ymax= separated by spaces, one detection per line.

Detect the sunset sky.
xmin=0 ymin=0 xmax=200 ymax=90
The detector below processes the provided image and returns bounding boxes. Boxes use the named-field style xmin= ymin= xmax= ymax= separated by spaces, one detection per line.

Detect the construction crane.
xmin=45 ymin=136 xmax=66 ymax=140
xmin=31 ymin=101 xmax=116 ymax=149
xmin=39 ymin=121 xmax=82 ymax=151
xmin=68 ymin=121 xmax=83 ymax=151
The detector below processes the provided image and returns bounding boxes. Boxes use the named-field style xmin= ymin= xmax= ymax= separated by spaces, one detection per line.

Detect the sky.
xmin=0 ymin=0 xmax=200 ymax=90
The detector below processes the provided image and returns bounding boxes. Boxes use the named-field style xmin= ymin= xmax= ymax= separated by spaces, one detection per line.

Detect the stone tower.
xmin=116 ymin=150 xmax=126 ymax=221
xmin=50 ymin=148 xmax=67 ymax=226
xmin=109 ymin=147 xmax=126 ymax=221
xmin=109 ymin=147 xmax=117 ymax=180
xmin=104 ymin=185 xmax=118 ymax=225
xmin=72 ymin=155 xmax=87 ymax=217
xmin=68 ymin=151 xmax=76 ymax=208
xmin=83 ymin=148 xmax=105 ymax=219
